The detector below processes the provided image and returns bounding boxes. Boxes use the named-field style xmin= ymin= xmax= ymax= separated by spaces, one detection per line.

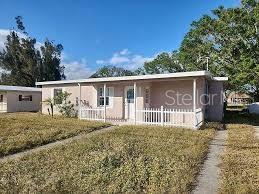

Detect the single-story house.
xmin=0 ymin=85 xmax=42 ymax=113
xmin=36 ymin=70 xmax=228 ymax=129
xmin=227 ymin=91 xmax=252 ymax=105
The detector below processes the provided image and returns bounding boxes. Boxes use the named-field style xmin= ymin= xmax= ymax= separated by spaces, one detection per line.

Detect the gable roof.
xmin=36 ymin=70 xmax=228 ymax=86
xmin=0 ymin=85 xmax=42 ymax=92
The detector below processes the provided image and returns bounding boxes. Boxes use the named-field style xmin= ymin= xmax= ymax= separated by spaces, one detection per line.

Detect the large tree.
xmin=143 ymin=51 xmax=185 ymax=74
xmin=179 ymin=0 xmax=259 ymax=100
xmin=0 ymin=16 xmax=65 ymax=86
xmin=144 ymin=0 xmax=259 ymax=100
xmin=90 ymin=65 xmax=135 ymax=78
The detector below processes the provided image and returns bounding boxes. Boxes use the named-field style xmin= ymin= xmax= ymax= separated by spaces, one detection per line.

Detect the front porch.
xmin=80 ymin=106 xmax=203 ymax=128
xmin=78 ymin=78 xmax=205 ymax=129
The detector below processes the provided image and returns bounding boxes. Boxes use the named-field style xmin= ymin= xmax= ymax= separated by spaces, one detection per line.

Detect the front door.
xmin=124 ymin=86 xmax=135 ymax=120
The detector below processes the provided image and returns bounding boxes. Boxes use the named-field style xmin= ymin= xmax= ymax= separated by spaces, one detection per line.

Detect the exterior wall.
xmin=150 ymin=78 xmax=205 ymax=110
xmin=42 ymin=85 xmax=58 ymax=114
xmin=0 ymin=92 xmax=8 ymax=103
xmin=207 ymin=81 xmax=224 ymax=121
xmin=41 ymin=84 xmax=96 ymax=115
xmin=95 ymin=83 xmax=147 ymax=120
xmin=102 ymin=84 xmax=124 ymax=119
xmin=6 ymin=91 xmax=41 ymax=112
xmin=40 ymin=82 xmax=149 ymax=119
xmin=39 ymin=77 xmax=225 ymax=122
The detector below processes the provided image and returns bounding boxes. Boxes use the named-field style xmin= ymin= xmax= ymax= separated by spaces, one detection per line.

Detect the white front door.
xmin=124 ymin=86 xmax=135 ymax=120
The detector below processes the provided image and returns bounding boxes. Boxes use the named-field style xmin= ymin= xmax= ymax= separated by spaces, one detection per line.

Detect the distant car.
xmin=248 ymin=102 xmax=259 ymax=114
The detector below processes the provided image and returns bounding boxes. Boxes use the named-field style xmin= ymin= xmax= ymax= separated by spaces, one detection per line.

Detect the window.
xmin=0 ymin=95 xmax=3 ymax=102
xmin=145 ymin=88 xmax=150 ymax=104
xmin=54 ymin=89 xmax=63 ymax=104
xmin=19 ymin=95 xmax=32 ymax=101
xmin=126 ymin=89 xmax=134 ymax=103
xmin=98 ymin=87 xmax=113 ymax=106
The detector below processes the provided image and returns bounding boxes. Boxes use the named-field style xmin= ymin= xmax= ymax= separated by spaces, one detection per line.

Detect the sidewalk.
xmin=192 ymin=130 xmax=227 ymax=194
xmin=254 ymin=126 xmax=259 ymax=139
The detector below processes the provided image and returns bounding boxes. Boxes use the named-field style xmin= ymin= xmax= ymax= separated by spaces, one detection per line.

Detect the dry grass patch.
xmin=0 ymin=113 xmax=110 ymax=156
xmin=0 ymin=125 xmax=215 ymax=193
xmin=220 ymin=124 xmax=259 ymax=194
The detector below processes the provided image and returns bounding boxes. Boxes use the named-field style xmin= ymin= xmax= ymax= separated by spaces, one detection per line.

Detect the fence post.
xmin=104 ymin=83 xmax=107 ymax=122
xmin=161 ymin=106 xmax=164 ymax=126
xmin=134 ymin=82 xmax=137 ymax=125
xmin=193 ymin=110 xmax=197 ymax=129
xmin=80 ymin=106 xmax=82 ymax=119
xmin=193 ymin=78 xmax=197 ymax=129
xmin=78 ymin=83 xmax=81 ymax=119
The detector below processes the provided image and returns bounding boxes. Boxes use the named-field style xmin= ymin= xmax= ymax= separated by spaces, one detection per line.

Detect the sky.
xmin=0 ymin=0 xmax=240 ymax=79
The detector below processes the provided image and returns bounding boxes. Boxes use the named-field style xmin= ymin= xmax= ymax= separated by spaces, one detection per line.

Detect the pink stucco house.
xmin=36 ymin=71 xmax=228 ymax=129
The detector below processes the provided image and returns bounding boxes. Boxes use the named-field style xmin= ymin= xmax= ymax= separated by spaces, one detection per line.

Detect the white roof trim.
xmin=0 ymin=85 xmax=42 ymax=92
xmin=213 ymin=77 xmax=228 ymax=81
xmin=36 ymin=71 xmax=218 ymax=86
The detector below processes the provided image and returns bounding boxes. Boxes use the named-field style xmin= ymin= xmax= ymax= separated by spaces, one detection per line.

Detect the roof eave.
xmin=213 ymin=77 xmax=228 ymax=81
xmin=36 ymin=70 xmax=212 ymax=86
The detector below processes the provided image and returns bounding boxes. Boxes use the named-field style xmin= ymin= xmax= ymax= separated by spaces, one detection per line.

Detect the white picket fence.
xmin=0 ymin=102 xmax=7 ymax=113
xmin=80 ymin=106 xmax=204 ymax=128
xmin=136 ymin=107 xmax=196 ymax=128
xmin=195 ymin=108 xmax=203 ymax=128
xmin=80 ymin=107 xmax=104 ymax=121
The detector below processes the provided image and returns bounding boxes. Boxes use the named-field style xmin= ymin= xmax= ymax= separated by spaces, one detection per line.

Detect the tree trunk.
xmin=50 ymin=103 xmax=54 ymax=117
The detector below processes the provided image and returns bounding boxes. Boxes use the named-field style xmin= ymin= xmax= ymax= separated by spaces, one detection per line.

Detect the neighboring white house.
xmin=227 ymin=91 xmax=252 ymax=105
xmin=0 ymin=85 xmax=42 ymax=113
xmin=36 ymin=70 xmax=228 ymax=129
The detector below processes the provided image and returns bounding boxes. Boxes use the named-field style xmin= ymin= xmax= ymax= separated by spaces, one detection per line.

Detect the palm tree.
xmin=43 ymin=97 xmax=54 ymax=117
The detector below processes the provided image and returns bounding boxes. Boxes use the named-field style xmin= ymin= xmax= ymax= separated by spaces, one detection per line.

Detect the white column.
xmin=78 ymin=83 xmax=81 ymax=119
xmin=103 ymin=83 xmax=107 ymax=122
xmin=161 ymin=106 xmax=164 ymax=126
xmin=134 ymin=82 xmax=137 ymax=125
xmin=193 ymin=79 xmax=197 ymax=128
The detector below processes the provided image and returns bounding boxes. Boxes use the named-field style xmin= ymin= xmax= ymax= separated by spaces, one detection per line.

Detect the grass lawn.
xmin=0 ymin=125 xmax=215 ymax=193
xmin=224 ymin=110 xmax=259 ymax=125
xmin=0 ymin=113 xmax=110 ymax=157
xmin=219 ymin=124 xmax=259 ymax=194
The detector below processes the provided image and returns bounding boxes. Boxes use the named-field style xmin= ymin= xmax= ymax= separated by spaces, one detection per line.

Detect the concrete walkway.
xmin=192 ymin=130 xmax=227 ymax=194
xmin=0 ymin=126 xmax=115 ymax=163
xmin=254 ymin=126 xmax=259 ymax=139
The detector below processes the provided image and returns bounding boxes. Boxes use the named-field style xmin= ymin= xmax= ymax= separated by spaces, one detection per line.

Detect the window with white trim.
xmin=18 ymin=95 xmax=32 ymax=101
xmin=0 ymin=95 xmax=3 ymax=102
xmin=53 ymin=88 xmax=63 ymax=104
xmin=98 ymin=87 xmax=114 ymax=106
